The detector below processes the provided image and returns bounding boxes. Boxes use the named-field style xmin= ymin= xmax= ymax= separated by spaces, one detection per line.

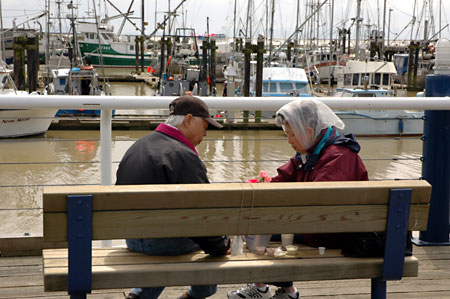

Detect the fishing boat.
xmin=0 ymin=68 xmax=56 ymax=138
xmin=249 ymin=66 xmax=312 ymax=119
xmin=251 ymin=66 xmax=312 ymax=97
xmin=78 ymin=21 xmax=159 ymax=68
xmin=333 ymin=88 xmax=423 ymax=136
xmin=335 ymin=60 xmax=397 ymax=90
xmin=48 ymin=65 xmax=110 ymax=116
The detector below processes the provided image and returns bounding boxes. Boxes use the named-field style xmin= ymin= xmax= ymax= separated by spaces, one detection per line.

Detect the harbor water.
xmin=0 ymin=82 xmax=423 ymax=237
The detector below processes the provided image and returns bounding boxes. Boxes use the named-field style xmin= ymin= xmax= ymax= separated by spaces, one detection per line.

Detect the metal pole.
xmin=100 ymin=108 xmax=112 ymax=247
xmin=0 ymin=0 xmax=4 ymax=62
xmin=382 ymin=0 xmax=387 ymax=59
xmin=387 ymin=8 xmax=392 ymax=48
xmin=355 ymin=0 xmax=362 ymax=60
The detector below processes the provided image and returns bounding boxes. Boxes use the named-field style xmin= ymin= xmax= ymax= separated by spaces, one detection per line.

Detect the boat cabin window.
xmin=269 ymin=82 xmax=277 ymax=92
xmin=263 ymin=82 xmax=277 ymax=93
xmin=344 ymin=74 xmax=352 ymax=86
xmin=295 ymin=83 xmax=308 ymax=94
xmin=352 ymin=74 xmax=360 ymax=86
xmin=355 ymin=93 xmax=376 ymax=97
xmin=374 ymin=73 xmax=381 ymax=85
xmin=280 ymin=82 xmax=293 ymax=93
xmin=332 ymin=54 xmax=337 ymax=60
xmin=90 ymin=33 xmax=96 ymax=39
xmin=59 ymin=78 xmax=66 ymax=86
xmin=382 ymin=73 xmax=389 ymax=86
xmin=85 ymin=33 xmax=89 ymax=39
xmin=362 ymin=73 xmax=370 ymax=84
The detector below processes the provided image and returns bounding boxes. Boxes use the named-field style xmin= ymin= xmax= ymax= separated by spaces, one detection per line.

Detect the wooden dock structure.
xmin=1 ymin=245 xmax=449 ymax=298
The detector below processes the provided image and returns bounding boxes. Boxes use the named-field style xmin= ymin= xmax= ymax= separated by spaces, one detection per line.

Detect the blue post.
xmin=415 ymin=74 xmax=450 ymax=245
xmin=68 ymin=195 xmax=93 ymax=297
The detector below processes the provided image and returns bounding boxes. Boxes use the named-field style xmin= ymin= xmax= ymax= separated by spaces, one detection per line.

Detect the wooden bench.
xmin=42 ymin=180 xmax=431 ymax=299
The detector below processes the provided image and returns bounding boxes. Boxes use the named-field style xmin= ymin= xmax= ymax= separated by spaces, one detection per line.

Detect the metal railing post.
xmin=100 ymin=108 xmax=113 ymax=247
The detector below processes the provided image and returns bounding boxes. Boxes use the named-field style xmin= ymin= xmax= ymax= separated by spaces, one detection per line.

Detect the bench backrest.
xmin=43 ymin=180 xmax=431 ymax=244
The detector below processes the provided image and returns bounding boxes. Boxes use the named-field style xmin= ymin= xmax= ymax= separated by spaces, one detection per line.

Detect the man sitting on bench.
xmin=116 ymin=96 xmax=231 ymax=299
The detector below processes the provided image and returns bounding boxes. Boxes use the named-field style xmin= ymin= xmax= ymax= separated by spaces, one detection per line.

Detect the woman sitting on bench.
xmin=228 ymin=98 xmax=368 ymax=299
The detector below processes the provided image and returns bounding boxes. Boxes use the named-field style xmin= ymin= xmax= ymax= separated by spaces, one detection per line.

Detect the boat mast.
xmin=354 ymin=0 xmax=362 ymax=60
xmin=0 ymin=0 xmax=4 ymax=62
xmin=268 ymin=0 xmax=275 ymax=65
xmin=328 ymin=0 xmax=334 ymax=90
xmin=382 ymin=0 xmax=387 ymax=59
xmin=439 ymin=0 xmax=442 ymax=38
xmin=246 ymin=0 xmax=253 ymax=41
xmin=46 ymin=0 xmax=50 ymax=83
xmin=410 ymin=0 xmax=417 ymax=41
xmin=55 ymin=0 xmax=63 ymax=42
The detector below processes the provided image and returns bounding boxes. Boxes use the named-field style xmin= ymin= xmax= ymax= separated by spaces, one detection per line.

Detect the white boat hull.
xmin=0 ymin=109 xmax=57 ymax=138
xmin=336 ymin=110 xmax=423 ymax=136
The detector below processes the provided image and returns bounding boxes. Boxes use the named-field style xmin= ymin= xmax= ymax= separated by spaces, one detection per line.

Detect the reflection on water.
xmin=0 ymin=129 xmax=423 ymax=236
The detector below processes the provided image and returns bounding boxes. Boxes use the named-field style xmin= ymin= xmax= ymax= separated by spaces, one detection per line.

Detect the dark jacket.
xmin=116 ymin=124 xmax=230 ymax=256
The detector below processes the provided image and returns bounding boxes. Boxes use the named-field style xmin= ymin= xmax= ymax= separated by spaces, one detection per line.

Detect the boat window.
xmin=295 ymin=83 xmax=308 ymax=94
xmin=374 ymin=73 xmax=381 ymax=85
xmin=130 ymin=45 xmax=134 ymax=51
xmin=344 ymin=74 xmax=352 ymax=86
xmin=332 ymin=54 xmax=337 ymax=60
xmin=263 ymin=83 xmax=268 ymax=92
xmin=85 ymin=33 xmax=89 ymax=39
xmin=352 ymin=74 xmax=360 ymax=86
xmin=382 ymin=73 xmax=389 ymax=85
xmin=356 ymin=93 xmax=376 ymax=97
xmin=90 ymin=33 xmax=96 ymax=39
xmin=59 ymin=78 xmax=66 ymax=85
xmin=362 ymin=73 xmax=370 ymax=84
xmin=280 ymin=82 xmax=293 ymax=92
xmin=268 ymin=82 xmax=277 ymax=92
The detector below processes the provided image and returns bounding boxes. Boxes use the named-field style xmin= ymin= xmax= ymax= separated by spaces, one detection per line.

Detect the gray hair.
xmin=166 ymin=114 xmax=203 ymax=127
xmin=165 ymin=115 xmax=186 ymax=127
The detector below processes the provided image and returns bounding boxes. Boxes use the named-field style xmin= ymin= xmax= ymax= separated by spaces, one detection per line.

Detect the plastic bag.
xmin=230 ymin=235 xmax=244 ymax=256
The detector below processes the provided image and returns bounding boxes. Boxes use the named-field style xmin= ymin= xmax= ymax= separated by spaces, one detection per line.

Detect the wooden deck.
xmin=1 ymin=245 xmax=449 ymax=298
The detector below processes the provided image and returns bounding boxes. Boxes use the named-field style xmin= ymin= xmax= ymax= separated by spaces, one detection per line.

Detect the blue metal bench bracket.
xmin=381 ymin=188 xmax=411 ymax=281
xmin=372 ymin=188 xmax=412 ymax=299
xmin=67 ymin=194 xmax=93 ymax=299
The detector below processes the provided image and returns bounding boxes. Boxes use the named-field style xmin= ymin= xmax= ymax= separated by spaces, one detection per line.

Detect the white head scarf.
xmin=275 ymin=99 xmax=345 ymax=150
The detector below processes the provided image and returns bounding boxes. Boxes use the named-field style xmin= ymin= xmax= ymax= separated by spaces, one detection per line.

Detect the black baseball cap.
xmin=169 ymin=96 xmax=223 ymax=128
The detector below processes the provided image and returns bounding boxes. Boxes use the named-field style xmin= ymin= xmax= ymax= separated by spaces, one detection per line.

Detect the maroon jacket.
xmin=272 ymin=144 xmax=368 ymax=183
xmin=272 ymin=131 xmax=368 ymax=248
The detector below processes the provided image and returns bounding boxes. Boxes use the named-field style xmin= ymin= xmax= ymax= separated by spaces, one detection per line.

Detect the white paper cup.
xmin=319 ymin=247 xmax=326 ymax=255
xmin=281 ymin=234 xmax=294 ymax=247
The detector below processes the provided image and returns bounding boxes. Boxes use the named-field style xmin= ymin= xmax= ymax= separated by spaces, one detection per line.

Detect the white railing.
xmin=1 ymin=95 xmax=450 ymax=110
xmin=1 ymin=95 xmax=449 ymax=185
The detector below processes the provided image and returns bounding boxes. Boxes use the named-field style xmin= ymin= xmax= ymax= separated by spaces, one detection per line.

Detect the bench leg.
xmin=371 ymin=279 xmax=386 ymax=299
xmin=70 ymin=293 xmax=87 ymax=299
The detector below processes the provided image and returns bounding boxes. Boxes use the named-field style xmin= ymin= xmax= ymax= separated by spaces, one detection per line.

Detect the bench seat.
xmin=43 ymin=247 xmax=419 ymax=291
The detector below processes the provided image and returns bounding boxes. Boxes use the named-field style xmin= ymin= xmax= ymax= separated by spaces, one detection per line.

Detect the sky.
xmin=1 ymin=0 xmax=450 ymax=41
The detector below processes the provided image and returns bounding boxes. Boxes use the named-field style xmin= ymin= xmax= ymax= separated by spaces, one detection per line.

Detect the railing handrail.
xmin=0 ymin=95 xmax=450 ymax=110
